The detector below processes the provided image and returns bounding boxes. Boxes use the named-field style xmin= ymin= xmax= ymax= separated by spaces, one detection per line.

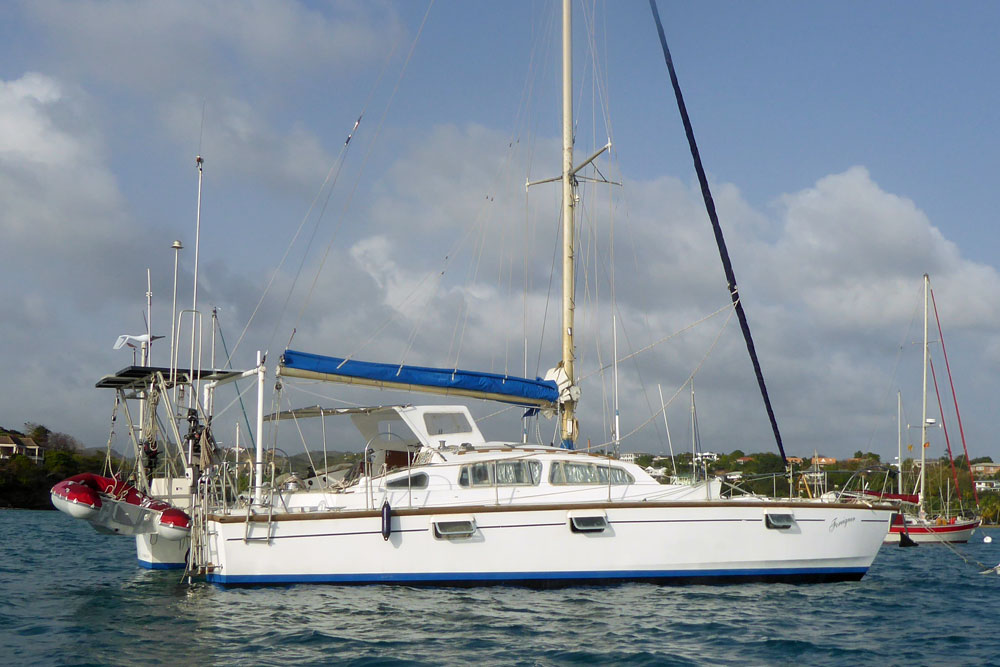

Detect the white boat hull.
xmin=136 ymin=533 xmax=189 ymax=570
xmin=202 ymin=501 xmax=891 ymax=586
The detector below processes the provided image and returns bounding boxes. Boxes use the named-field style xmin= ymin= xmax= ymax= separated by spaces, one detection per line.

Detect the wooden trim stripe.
xmin=208 ymin=500 xmax=894 ymax=524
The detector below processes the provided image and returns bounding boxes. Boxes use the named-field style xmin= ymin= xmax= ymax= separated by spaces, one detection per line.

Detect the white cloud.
xmin=0 ymin=73 xmax=136 ymax=279
xmin=338 ymin=131 xmax=1000 ymax=457
xmin=160 ymin=94 xmax=335 ymax=195
xmin=22 ymin=0 xmax=404 ymax=96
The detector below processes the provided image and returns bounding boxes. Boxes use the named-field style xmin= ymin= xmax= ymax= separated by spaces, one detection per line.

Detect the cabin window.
xmin=385 ymin=472 xmax=429 ymax=489
xmin=549 ymin=461 xmax=634 ymax=486
xmin=424 ymin=412 xmax=473 ymax=436
xmin=458 ymin=460 xmax=542 ymax=487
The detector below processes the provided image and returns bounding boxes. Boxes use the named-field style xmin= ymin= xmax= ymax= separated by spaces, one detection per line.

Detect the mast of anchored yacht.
xmin=527 ymin=0 xmax=609 ymax=448
xmin=919 ymin=273 xmax=929 ymax=518
xmin=559 ymin=0 xmax=578 ymax=448
xmin=897 ymin=390 xmax=903 ymax=495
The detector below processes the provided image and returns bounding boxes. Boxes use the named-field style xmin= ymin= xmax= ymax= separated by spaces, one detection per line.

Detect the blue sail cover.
xmin=280 ymin=349 xmax=559 ymax=409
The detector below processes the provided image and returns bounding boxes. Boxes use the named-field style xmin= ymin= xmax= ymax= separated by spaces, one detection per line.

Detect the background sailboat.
xmin=884 ymin=274 xmax=981 ymax=544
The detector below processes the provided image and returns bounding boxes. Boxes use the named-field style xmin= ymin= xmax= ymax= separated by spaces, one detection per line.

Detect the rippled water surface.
xmin=3 ymin=510 xmax=998 ymax=665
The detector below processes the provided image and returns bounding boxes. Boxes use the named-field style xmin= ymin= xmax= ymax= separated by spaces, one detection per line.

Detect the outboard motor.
xmin=141 ymin=439 xmax=160 ymax=475
xmin=185 ymin=409 xmax=202 ymax=459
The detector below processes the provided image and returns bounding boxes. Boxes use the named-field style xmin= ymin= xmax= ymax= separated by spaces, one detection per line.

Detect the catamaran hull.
xmin=201 ymin=502 xmax=891 ymax=586
xmin=136 ymin=533 xmax=189 ymax=569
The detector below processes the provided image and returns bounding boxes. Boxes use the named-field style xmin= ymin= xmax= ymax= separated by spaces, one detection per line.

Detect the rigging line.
xmin=217 ymin=322 xmax=255 ymax=449
xmin=520 ymin=4 xmax=557 ymax=381
xmin=929 ymin=284 xmax=980 ymax=507
xmin=450 ymin=189 xmax=496 ymax=371
xmin=505 ymin=252 xmax=516 ymax=376
xmin=579 ymin=0 xmax=614 ymax=143
xmin=534 ymin=206 xmax=563 ymax=378
xmin=580 ymin=300 xmax=735 ymax=381
xmin=589 ymin=303 xmax=738 ymax=451
xmin=287 ymin=32 xmax=403 ymax=336
xmin=476 ymin=403 xmax=520 ymax=422
xmin=280 ymin=382 xmax=365 ymax=408
xmin=225 ymin=127 xmax=353 ymax=366
xmin=447 ymin=111 xmax=541 ymax=374
xmin=208 ymin=380 xmax=258 ymax=429
xmin=864 ymin=283 xmax=923 ymax=451
xmin=617 ymin=302 xmax=671 ymax=447
xmin=281 ymin=115 xmax=362 ymax=333
xmin=285 ymin=397 xmax=319 ymax=480
xmin=290 ymin=0 xmax=435 ymax=353
xmin=225 ymin=28 xmax=403 ymax=362
xmin=649 ymin=0 xmax=786 ymax=465
xmin=352 ymin=246 xmax=476 ymax=364
xmin=928 ymin=355 xmax=962 ymax=507
xmin=197 ymin=99 xmax=207 ymax=156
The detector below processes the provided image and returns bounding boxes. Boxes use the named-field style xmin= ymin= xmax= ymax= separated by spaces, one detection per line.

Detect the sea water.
xmin=2 ymin=509 xmax=998 ymax=666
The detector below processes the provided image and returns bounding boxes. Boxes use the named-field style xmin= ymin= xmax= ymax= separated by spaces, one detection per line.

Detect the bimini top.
xmin=279 ymin=349 xmax=559 ymax=409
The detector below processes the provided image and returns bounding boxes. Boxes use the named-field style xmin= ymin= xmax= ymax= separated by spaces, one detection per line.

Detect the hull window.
xmin=765 ymin=514 xmax=795 ymax=530
xmin=432 ymin=518 xmax=476 ymax=539
xmin=569 ymin=515 xmax=609 ymax=533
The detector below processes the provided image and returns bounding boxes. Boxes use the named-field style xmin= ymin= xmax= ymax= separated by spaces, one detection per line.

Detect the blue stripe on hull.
xmin=206 ymin=567 xmax=868 ymax=587
xmin=138 ymin=559 xmax=186 ymax=570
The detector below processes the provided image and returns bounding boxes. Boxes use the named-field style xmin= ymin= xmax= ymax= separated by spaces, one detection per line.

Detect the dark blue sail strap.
xmin=648 ymin=0 xmax=787 ymax=465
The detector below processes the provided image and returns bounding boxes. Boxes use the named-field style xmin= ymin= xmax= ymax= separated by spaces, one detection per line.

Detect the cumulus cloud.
xmin=0 ymin=73 xmax=141 ymax=293
xmin=338 ymin=127 xmax=1000 ymax=457
xmin=160 ymin=94 xmax=336 ymax=195
xmin=0 ymin=72 xmax=153 ymax=443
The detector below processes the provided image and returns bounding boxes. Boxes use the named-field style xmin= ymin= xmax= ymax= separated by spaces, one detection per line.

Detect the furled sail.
xmin=279 ymin=349 xmax=559 ymax=409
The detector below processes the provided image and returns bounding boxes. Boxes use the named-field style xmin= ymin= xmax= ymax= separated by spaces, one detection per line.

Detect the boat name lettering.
xmin=828 ymin=516 xmax=855 ymax=533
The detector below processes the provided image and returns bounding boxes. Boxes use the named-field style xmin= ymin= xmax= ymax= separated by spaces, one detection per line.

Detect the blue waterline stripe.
xmin=138 ymin=559 xmax=186 ymax=570
xmin=206 ymin=566 xmax=868 ymax=585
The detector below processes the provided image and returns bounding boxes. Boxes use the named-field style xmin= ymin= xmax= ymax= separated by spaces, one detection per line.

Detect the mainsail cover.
xmin=280 ymin=349 xmax=559 ymax=409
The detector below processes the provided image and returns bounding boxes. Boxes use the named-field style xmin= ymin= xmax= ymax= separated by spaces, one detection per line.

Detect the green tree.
xmin=24 ymin=423 xmax=51 ymax=446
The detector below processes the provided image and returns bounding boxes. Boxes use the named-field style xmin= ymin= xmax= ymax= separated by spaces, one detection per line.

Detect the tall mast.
xmin=559 ymin=0 xmax=577 ymax=448
xmin=919 ymin=273 xmax=929 ymax=515
xmin=690 ymin=381 xmax=696 ymax=480
xmin=612 ymin=314 xmax=620 ymax=457
xmin=897 ymin=390 xmax=903 ymax=495
xmin=658 ymin=384 xmax=677 ymax=477
xmin=189 ymin=155 xmax=204 ymax=408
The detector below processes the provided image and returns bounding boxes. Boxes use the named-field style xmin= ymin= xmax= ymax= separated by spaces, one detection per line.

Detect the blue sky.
xmin=2 ymin=0 xmax=999 ymax=465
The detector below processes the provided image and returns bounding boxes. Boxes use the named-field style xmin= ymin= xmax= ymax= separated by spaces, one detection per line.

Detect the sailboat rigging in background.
xmin=883 ymin=274 xmax=981 ymax=544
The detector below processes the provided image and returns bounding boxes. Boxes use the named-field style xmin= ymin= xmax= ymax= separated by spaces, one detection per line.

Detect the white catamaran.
xmin=53 ymin=1 xmax=893 ymax=585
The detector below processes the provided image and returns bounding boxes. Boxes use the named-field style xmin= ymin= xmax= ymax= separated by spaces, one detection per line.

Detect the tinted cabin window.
xmin=550 ymin=461 xmax=634 ymax=485
xmin=386 ymin=472 xmax=429 ymax=489
xmin=458 ymin=460 xmax=542 ymax=487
